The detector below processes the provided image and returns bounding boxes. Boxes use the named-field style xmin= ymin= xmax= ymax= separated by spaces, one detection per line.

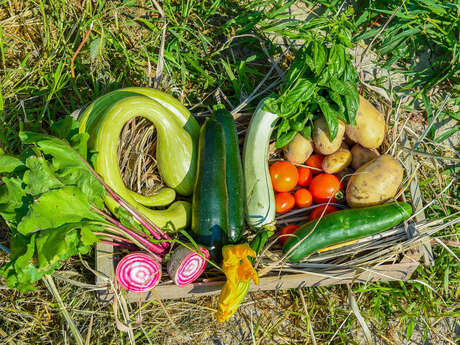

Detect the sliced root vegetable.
xmin=167 ymin=246 xmax=210 ymax=286
xmin=116 ymin=252 xmax=162 ymax=292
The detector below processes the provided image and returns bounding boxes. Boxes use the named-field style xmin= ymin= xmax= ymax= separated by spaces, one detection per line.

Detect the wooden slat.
xmin=95 ymin=239 xmax=419 ymax=302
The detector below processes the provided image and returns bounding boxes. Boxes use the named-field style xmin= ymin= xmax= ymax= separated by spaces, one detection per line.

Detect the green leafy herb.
xmin=263 ymin=12 xmax=360 ymax=147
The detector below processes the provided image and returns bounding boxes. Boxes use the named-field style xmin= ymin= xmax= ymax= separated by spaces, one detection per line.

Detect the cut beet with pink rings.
xmin=116 ymin=252 xmax=162 ymax=292
xmin=167 ymin=246 xmax=210 ymax=287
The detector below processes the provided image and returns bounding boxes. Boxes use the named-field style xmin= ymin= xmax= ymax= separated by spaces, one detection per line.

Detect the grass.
xmin=0 ymin=0 xmax=459 ymax=344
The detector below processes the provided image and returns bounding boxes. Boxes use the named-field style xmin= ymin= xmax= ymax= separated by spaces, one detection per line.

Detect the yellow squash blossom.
xmin=217 ymin=244 xmax=259 ymax=322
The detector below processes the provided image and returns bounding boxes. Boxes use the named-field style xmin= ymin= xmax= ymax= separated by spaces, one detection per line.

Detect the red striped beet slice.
xmin=167 ymin=246 xmax=209 ymax=287
xmin=116 ymin=252 xmax=161 ymax=292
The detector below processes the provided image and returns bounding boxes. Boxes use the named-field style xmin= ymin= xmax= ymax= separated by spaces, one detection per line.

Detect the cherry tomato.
xmin=275 ymin=192 xmax=295 ymax=213
xmin=270 ymin=161 xmax=298 ymax=192
xmin=305 ymin=154 xmax=324 ymax=175
xmin=309 ymin=205 xmax=339 ymax=221
xmin=297 ymin=166 xmax=312 ymax=187
xmin=294 ymin=188 xmax=313 ymax=208
xmin=279 ymin=224 xmax=299 ymax=244
xmin=309 ymin=173 xmax=342 ymax=203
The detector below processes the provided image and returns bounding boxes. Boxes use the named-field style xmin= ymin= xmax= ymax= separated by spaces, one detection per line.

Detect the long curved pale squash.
xmin=243 ymin=100 xmax=279 ymax=230
xmin=79 ymin=87 xmax=200 ymax=145
xmin=79 ymin=87 xmax=200 ymax=206
xmin=83 ymin=95 xmax=197 ymax=230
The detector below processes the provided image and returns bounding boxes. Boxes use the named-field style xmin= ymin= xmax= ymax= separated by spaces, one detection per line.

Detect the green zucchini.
xmin=213 ymin=106 xmax=244 ymax=242
xmin=243 ymin=99 xmax=279 ymax=230
xmin=192 ymin=118 xmax=228 ymax=260
xmin=283 ymin=202 xmax=413 ymax=262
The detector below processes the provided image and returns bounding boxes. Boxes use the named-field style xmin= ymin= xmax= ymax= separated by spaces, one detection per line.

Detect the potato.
xmin=284 ymin=133 xmax=313 ymax=164
xmin=350 ymin=144 xmax=380 ymax=170
xmin=313 ymin=118 xmax=345 ymax=155
xmin=322 ymin=148 xmax=352 ymax=174
xmin=346 ymin=155 xmax=403 ymax=208
xmin=345 ymin=96 xmax=385 ymax=149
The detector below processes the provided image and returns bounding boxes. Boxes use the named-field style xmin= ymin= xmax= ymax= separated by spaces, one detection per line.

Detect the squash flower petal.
xmin=217 ymin=244 xmax=259 ymax=322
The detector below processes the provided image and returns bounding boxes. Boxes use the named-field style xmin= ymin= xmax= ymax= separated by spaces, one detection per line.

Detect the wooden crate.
xmin=95 ymin=134 xmax=431 ymax=302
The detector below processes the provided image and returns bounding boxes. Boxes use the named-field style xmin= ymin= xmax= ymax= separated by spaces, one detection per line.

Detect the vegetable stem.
xmin=91 ymin=206 xmax=166 ymax=256
xmin=59 ymin=135 xmax=172 ymax=245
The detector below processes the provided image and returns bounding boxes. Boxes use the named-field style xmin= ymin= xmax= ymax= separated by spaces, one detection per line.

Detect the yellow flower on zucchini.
xmin=217 ymin=244 xmax=258 ymax=322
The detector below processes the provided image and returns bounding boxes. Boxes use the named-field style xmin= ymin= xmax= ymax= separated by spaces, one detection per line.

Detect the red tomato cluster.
xmin=270 ymin=155 xmax=342 ymax=214
xmin=270 ymin=154 xmax=343 ymax=244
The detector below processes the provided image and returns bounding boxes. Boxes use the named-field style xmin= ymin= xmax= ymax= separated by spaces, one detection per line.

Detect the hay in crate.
xmin=98 ymin=87 xmax=453 ymax=301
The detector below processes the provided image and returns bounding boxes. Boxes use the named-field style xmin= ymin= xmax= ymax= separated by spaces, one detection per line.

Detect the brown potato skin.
xmin=284 ymin=133 xmax=313 ymax=164
xmin=345 ymin=96 xmax=385 ymax=149
xmin=322 ymin=148 xmax=352 ymax=174
xmin=313 ymin=118 xmax=345 ymax=155
xmin=350 ymin=144 xmax=380 ymax=170
xmin=346 ymin=155 xmax=403 ymax=208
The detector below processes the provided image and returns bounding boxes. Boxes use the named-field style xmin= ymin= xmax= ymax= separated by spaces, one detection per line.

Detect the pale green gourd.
xmin=79 ymin=87 xmax=199 ymax=206
xmin=80 ymin=94 xmax=198 ymax=230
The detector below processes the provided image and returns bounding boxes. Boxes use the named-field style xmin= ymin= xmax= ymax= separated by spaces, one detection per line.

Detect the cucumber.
xmin=213 ymin=106 xmax=245 ymax=242
xmin=243 ymin=99 xmax=279 ymax=230
xmin=192 ymin=118 xmax=228 ymax=260
xmin=283 ymin=202 xmax=412 ymax=262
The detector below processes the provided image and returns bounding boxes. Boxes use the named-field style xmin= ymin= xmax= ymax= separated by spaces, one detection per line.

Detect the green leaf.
xmin=300 ymin=125 xmax=312 ymax=141
xmin=344 ymin=89 xmax=360 ymax=125
xmin=285 ymin=78 xmax=315 ymax=106
xmin=81 ymin=224 xmax=99 ymax=246
xmin=328 ymin=78 xmax=349 ymax=96
xmin=50 ymin=116 xmax=80 ymax=141
xmin=0 ymin=154 xmax=25 ymax=174
xmin=19 ymin=132 xmax=105 ymax=209
xmin=335 ymin=45 xmax=346 ymax=77
xmin=275 ymin=130 xmax=297 ymax=148
xmin=262 ymin=95 xmax=281 ymax=115
xmin=434 ymin=125 xmax=460 ymax=143
xmin=35 ymin=223 xmax=95 ymax=272
xmin=316 ymin=96 xmax=339 ymax=141
xmin=328 ymin=44 xmax=339 ymax=78
xmin=23 ymin=156 xmax=62 ymax=196
xmin=337 ymin=32 xmax=353 ymax=48
xmin=277 ymin=118 xmax=290 ymax=137
xmin=312 ymin=41 xmax=327 ymax=76
xmin=406 ymin=318 xmax=415 ymax=341
xmin=329 ymin=90 xmax=346 ymax=114
xmin=0 ymin=177 xmax=30 ymax=225
xmin=291 ymin=112 xmax=310 ymax=132
xmin=0 ymin=233 xmax=40 ymax=292
xmin=284 ymin=44 xmax=312 ymax=87
xmin=17 ymin=186 xmax=103 ymax=235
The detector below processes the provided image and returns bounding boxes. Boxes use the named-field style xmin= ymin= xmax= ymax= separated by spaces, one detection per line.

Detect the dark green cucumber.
xmin=283 ymin=202 xmax=412 ymax=263
xmin=192 ymin=118 xmax=228 ymax=261
xmin=213 ymin=107 xmax=245 ymax=242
